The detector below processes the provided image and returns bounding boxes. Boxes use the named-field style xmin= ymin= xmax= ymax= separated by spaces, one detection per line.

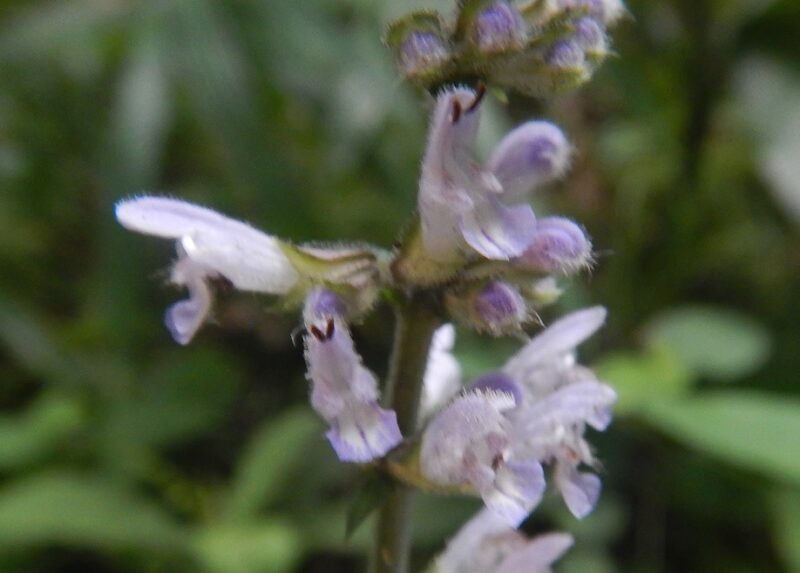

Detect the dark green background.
xmin=0 ymin=0 xmax=798 ymax=571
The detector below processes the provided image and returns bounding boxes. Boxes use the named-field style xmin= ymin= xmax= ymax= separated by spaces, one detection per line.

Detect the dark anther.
xmin=309 ymin=318 xmax=335 ymax=342
xmin=466 ymin=81 xmax=486 ymax=113
xmin=310 ymin=325 xmax=326 ymax=341
xmin=491 ymin=453 xmax=504 ymax=471
xmin=325 ymin=317 xmax=335 ymax=339
xmin=290 ymin=325 xmax=308 ymax=348
xmin=451 ymin=99 xmax=462 ymax=124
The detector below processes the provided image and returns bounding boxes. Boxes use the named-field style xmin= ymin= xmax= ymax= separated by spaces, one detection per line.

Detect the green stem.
xmin=371 ymin=292 xmax=441 ymax=573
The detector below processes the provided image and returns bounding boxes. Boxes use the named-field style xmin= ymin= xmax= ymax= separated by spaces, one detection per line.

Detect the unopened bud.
xmin=471 ymin=2 xmax=528 ymax=54
xmin=473 ymin=281 xmax=528 ymax=335
xmin=515 ymin=217 xmax=591 ymax=274
xmin=546 ymin=39 xmax=586 ymax=70
xmin=573 ymin=16 xmax=607 ymax=55
xmin=399 ymin=30 xmax=450 ymax=78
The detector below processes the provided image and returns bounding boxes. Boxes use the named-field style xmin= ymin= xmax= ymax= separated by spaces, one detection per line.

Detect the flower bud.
xmin=473 ymin=281 xmax=528 ymax=335
xmin=573 ymin=16 xmax=607 ymax=55
xmin=399 ymin=31 xmax=450 ymax=78
xmin=545 ymin=39 xmax=586 ymax=70
xmin=515 ymin=217 xmax=591 ymax=274
xmin=470 ymin=2 xmax=528 ymax=54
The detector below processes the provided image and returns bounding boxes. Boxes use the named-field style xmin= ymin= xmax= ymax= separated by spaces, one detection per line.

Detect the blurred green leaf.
xmin=192 ymin=521 xmax=301 ymax=573
xmin=0 ymin=394 xmax=83 ymax=470
xmin=0 ymin=472 xmax=188 ymax=553
xmin=772 ymin=488 xmax=800 ymax=571
xmin=596 ymin=344 xmax=691 ymax=414
xmin=345 ymin=472 xmax=393 ymax=540
xmin=104 ymin=349 xmax=244 ymax=449
xmin=644 ymin=306 xmax=771 ymax=381
xmin=645 ymin=392 xmax=800 ymax=484
xmin=225 ymin=407 xmax=322 ymax=520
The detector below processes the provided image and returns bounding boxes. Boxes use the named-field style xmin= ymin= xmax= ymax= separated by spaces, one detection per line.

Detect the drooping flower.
xmin=303 ymin=288 xmax=402 ymax=462
xmin=116 ymin=197 xmax=300 ymax=344
xmin=436 ymin=508 xmax=573 ymax=573
xmin=418 ymin=87 xmax=571 ymax=262
xmin=420 ymin=306 xmax=615 ymax=523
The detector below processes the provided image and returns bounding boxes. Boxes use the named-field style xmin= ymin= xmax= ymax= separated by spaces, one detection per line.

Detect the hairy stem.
xmin=371 ymin=292 xmax=441 ymax=573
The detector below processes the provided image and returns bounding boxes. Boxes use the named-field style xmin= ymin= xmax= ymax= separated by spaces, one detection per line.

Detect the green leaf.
xmin=0 ymin=394 xmax=83 ymax=470
xmin=772 ymin=488 xmax=800 ymax=571
xmin=0 ymin=472 xmax=188 ymax=553
xmin=345 ymin=472 xmax=393 ymax=540
xmin=596 ymin=344 xmax=691 ymax=415
xmin=644 ymin=306 xmax=771 ymax=381
xmin=225 ymin=408 xmax=322 ymax=521
xmin=644 ymin=392 xmax=800 ymax=484
xmin=192 ymin=521 xmax=302 ymax=573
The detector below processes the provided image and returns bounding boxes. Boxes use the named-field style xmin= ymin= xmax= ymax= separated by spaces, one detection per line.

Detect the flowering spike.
xmin=515 ymin=217 xmax=592 ymax=274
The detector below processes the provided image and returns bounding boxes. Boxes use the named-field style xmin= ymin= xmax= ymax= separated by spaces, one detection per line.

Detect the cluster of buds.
xmin=386 ymin=0 xmax=626 ymax=97
xmin=115 ymin=1 xmax=625 ymax=568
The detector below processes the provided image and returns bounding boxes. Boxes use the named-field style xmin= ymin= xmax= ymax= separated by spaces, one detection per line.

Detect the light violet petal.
xmin=495 ymin=533 xmax=574 ymax=573
xmin=116 ymin=196 xmax=299 ymax=293
xmin=164 ymin=277 xmax=212 ymax=345
xmin=420 ymin=392 xmax=512 ymax=487
xmin=488 ymin=121 xmax=571 ymax=199
xmin=460 ymin=198 xmax=537 ymax=260
xmin=504 ymin=306 xmax=606 ymax=379
xmin=163 ymin=258 xmax=212 ymax=345
xmin=516 ymin=380 xmax=617 ymax=435
xmin=418 ymin=88 xmax=486 ymax=261
xmin=326 ymin=403 xmax=402 ymax=462
xmin=421 ymin=324 xmax=463 ymax=421
xmin=437 ymin=509 xmax=524 ymax=573
xmin=515 ymin=217 xmax=591 ymax=274
xmin=470 ymin=372 xmax=524 ymax=407
xmin=482 ymin=460 xmax=546 ymax=527
xmin=556 ymin=462 xmax=602 ymax=518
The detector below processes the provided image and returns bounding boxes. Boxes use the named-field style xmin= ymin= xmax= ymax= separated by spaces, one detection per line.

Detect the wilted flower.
xmin=436 ymin=508 xmax=573 ymax=573
xmin=303 ymin=288 xmax=402 ymax=462
xmin=418 ymin=87 xmax=571 ymax=262
xmin=115 ymin=197 xmax=300 ymax=344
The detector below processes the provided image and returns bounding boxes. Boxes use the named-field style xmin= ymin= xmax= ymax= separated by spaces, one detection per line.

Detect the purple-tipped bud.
xmin=470 ymin=372 xmax=524 ymax=406
xmin=488 ymin=121 xmax=571 ymax=199
xmin=515 ymin=217 xmax=591 ymax=274
xmin=399 ymin=31 xmax=450 ymax=77
xmin=474 ymin=281 xmax=528 ymax=335
xmin=545 ymin=39 xmax=586 ymax=69
xmin=573 ymin=16 xmax=607 ymax=53
xmin=471 ymin=2 xmax=527 ymax=54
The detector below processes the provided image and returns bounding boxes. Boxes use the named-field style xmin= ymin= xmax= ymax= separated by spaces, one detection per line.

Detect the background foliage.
xmin=0 ymin=0 xmax=798 ymax=571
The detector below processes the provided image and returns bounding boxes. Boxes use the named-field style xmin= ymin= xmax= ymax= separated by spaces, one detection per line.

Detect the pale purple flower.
xmin=514 ymin=217 xmax=591 ymax=274
xmin=436 ymin=508 xmax=573 ymax=573
xmin=471 ymin=2 xmax=527 ymax=54
xmin=303 ymin=289 xmax=402 ymax=462
xmin=421 ymin=324 xmax=463 ymax=421
xmin=420 ymin=383 xmax=546 ymax=526
xmin=115 ymin=196 xmax=299 ymax=344
xmin=418 ymin=87 xmax=571 ymax=262
xmin=421 ymin=307 xmax=615 ymax=521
